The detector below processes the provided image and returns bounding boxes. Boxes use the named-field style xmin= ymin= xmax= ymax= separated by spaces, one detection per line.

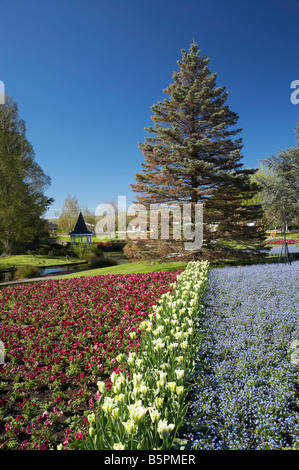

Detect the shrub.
xmin=13 ymin=265 xmax=40 ymax=280
xmin=72 ymin=244 xmax=103 ymax=261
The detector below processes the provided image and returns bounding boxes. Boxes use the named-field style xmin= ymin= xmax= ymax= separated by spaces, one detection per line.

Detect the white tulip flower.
xmin=157 ymin=420 xmax=175 ymax=440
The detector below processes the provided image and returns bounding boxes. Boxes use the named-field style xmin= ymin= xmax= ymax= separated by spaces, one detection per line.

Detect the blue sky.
xmin=1 ymin=0 xmax=298 ymax=219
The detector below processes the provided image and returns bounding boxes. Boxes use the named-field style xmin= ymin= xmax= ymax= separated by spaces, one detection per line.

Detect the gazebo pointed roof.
xmin=69 ymin=212 xmax=93 ymax=235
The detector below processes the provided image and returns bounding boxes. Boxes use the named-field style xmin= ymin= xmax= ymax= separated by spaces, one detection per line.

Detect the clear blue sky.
xmin=1 ymin=0 xmax=298 ymax=219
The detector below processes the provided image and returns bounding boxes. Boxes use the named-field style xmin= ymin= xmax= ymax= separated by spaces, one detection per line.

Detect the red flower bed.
xmin=0 ymin=271 xmax=181 ymax=450
xmin=266 ymin=239 xmax=299 ymax=245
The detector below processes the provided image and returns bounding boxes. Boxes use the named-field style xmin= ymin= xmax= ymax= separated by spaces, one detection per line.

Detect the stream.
xmin=0 ymin=255 xmax=128 ymax=283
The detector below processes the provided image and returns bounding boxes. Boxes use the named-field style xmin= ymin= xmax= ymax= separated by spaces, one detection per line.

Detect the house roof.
xmin=69 ymin=212 xmax=93 ymax=235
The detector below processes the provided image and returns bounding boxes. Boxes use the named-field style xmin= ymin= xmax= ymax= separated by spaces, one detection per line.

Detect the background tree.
xmin=130 ymin=42 xmax=265 ymax=262
xmin=241 ymin=165 xmax=279 ymax=231
xmin=296 ymin=120 xmax=299 ymax=145
xmin=81 ymin=204 xmax=96 ymax=232
xmin=57 ymin=194 xmax=80 ymax=234
xmin=0 ymin=95 xmax=53 ymax=254
xmin=257 ymin=140 xmax=299 ymax=230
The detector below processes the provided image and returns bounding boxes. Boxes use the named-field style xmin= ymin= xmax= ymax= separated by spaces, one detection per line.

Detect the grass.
xmin=56 ymin=260 xmax=188 ymax=279
xmin=266 ymin=231 xmax=299 ymax=240
xmin=0 ymin=254 xmax=82 ymax=271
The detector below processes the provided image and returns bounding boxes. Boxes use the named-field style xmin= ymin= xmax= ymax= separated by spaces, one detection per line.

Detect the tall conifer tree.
xmin=129 ymin=42 xmax=265 ymax=261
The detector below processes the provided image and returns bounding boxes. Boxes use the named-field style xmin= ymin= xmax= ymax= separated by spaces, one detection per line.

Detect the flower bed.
xmin=0 ymin=271 xmax=181 ymax=450
xmin=69 ymin=261 xmax=210 ymax=450
xmin=184 ymin=262 xmax=299 ymax=450
xmin=268 ymin=245 xmax=299 ymax=255
xmin=266 ymin=239 xmax=299 ymax=245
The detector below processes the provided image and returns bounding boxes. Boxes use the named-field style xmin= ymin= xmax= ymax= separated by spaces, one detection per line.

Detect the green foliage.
xmin=26 ymin=242 xmax=73 ymax=257
xmin=57 ymin=195 xmax=80 ymax=234
xmin=258 ymin=143 xmax=299 ymax=227
xmin=130 ymin=42 xmax=265 ymax=262
xmin=0 ymin=95 xmax=53 ymax=255
xmin=241 ymin=164 xmax=278 ymax=230
xmin=72 ymin=243 xmax=103 ymax=261
xmin=13 ymin=265 xmax=40 ymax=280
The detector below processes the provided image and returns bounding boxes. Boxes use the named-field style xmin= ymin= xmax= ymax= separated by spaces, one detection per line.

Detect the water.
xmin=0 ymin=262 xmax=89 ymax=283
xmin=38 ymin=262 xmax=90 ymax=277
xmin=0 ymin=255 xmax=128 ymax=283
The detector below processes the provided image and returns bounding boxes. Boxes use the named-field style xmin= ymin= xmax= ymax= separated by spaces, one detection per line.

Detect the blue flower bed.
xmin=268 ymin=244 xmax=299 ymax=255
xmin=184 ymin=262 xmax=299 ymax=450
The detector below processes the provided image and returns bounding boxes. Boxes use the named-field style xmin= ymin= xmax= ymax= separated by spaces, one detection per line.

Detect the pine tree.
xmin=129 ymin=42 xmax=265 ymax=261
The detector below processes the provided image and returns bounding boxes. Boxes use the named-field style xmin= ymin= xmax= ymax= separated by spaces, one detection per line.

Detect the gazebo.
xmin=69 ymin=212 xmax=93 ymax=245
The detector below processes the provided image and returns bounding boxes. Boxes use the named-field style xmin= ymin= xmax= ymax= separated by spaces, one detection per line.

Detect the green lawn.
xmin=56 ymin=260 xmax=188 ymax=279
xmin=0 ymin=254 xmax=81 ymax=271
xmin=266 ymin=232 xmax=299 ymax=240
